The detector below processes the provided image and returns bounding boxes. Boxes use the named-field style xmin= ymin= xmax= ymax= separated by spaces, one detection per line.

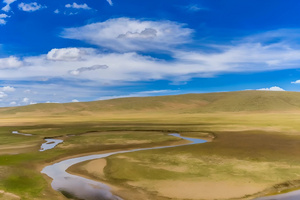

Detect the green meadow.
xmin=1 ymin=91 xmax=300 ymax=199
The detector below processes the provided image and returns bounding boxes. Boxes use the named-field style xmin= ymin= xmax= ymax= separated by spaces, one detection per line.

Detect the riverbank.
xmin=41 ymin=134 xmax=206 ymax=200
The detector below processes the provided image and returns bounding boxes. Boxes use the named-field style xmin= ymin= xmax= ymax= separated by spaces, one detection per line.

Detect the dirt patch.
xmin=80 ymin=159 xmax=107 ymax=178
xmin=128 ymin=180 xmax=267 ymax=200
xmin=0 ymin=190 xmax=20 ymax=200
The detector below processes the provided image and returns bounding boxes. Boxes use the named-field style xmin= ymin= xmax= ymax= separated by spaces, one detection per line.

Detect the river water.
xmin=41 ymin=133 xmax=206 ymax=200
xmin=40 ymin=139 xmax=64 ymax=152
xmin=12 ymin=131 xmax=32 ymax=136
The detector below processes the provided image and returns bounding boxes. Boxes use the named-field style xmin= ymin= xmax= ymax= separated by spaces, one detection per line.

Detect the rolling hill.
xmin=1 ymin=90 xmax=300 ymax=116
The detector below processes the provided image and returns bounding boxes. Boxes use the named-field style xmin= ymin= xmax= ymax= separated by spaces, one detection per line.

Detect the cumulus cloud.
xmin=22 ymin=97 xmax=29 ymax=103
xmin=291 ymin=80 xmax=300 ymax=84
xmin=72 ymin=99 xmax=79 ymax=102
xmin=0 ymin=56 xmax=22 ymax=68
xmin=2 ymin=0 xmax=17 ymax=12
xmin=106 ymin=0 xmax=113 ymax=6
xmin=70 ymin=65 xmax=108 ymax=75
xmin=257 ymin=86 xmax=285 ymax=91
xmin=47 ymin=48 xmax=86 ymax=61
xmin=2 ymin=86 xmax=15 ymax=92
xmin=65 ymin=2 xmax=91 ymax=10
xmin=0 ymin=91 xmax=7 ymax=98
xmin=61 ymin=18 xmax=193 ymax=52
xmin=0 ymin=13 xmax=9 ymax=25
xmin=18 ymin=2 xmax=45 ymax=12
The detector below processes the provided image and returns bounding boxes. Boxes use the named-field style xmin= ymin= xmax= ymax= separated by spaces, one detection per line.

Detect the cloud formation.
xmin=65 ymin=3 xmax=91 ymax=10
xmin=18 ymin=2 xmax=45 ymax=12
xmin=2 ymin=0 xmax=17 ymax=12
xmin=62 ymin=18 xmax=193 ymax=52
xmin=0 ymin=13 xmax=9 ymax=24
xmin=2 ymin=21 xmax=300 ymax=106
xmin=0 ymin=91 xmax=7 ymax=98
xmin=0 ymin=56 xmax=22 ymax=68
xmin=257 ymin=86 xmax=285 ymax=91
xmin=47 ymin=48 xmax=86 ymax=61
xmin=291 ymin=80 xmax=300 ymax=84
xmin=2 ymin=86 xmax=15 ymax=92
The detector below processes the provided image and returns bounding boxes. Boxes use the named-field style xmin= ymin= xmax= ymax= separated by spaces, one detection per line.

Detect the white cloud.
xmin=0 ymin=56 xmax=22 ymax=68
xmin=54 ymin=9 xmax=59 ymax=14
xmin=2 ymin=0 xmax=17 ymax=12
xmin=71 ymin=99 xmax=79 ymax=102
xmin=0 ymin=13 xmax=9 ymax=25
xmin=18 ymin=2 xmax=45 ymax=12
xmin=62 ymin=18 xmax=193 ymax=52
xmin=106 ymin=0 xmax=113 ymax=6
xmin=10 ymin=101 xmax=16 ymax=105
xmin=47 ymin=48 xmax=86 ymax=61
xmin=65 ymin=2 xmax=91 ymax=10
xmin=291 ymin=80 xmax=300 ymax=84
xmin=22 ymin=97 xmax=29 ymax=103
xmin=0 ymin=91 xmax=7 ymax=98
xmin=1 ymin=41 xmax=300 ymax=85
xmin=257 ymin=86 xmax=285 ymax=91
xmin=2 ymin=86 xmax=15 ymax=92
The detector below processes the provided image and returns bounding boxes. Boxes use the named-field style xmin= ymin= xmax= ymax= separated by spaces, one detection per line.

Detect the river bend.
xmin=41 ymin=133 xmax=206 ymax=200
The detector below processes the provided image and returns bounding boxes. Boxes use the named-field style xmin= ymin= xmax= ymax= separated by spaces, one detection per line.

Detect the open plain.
xmin=1 ymin=91 xmax=300 ymax=199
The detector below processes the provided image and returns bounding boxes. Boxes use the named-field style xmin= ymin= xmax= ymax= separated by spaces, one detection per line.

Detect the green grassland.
xmin=1 ymin=91 xmax=300 ymax=199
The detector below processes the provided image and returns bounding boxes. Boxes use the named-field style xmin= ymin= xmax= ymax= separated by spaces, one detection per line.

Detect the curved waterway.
xmin=41 ymin=133 xmax=206 ymax=200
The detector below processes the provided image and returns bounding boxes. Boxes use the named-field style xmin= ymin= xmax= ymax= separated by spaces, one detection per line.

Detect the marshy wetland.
xmin=2 ymin=91 xmax=300 ymax=200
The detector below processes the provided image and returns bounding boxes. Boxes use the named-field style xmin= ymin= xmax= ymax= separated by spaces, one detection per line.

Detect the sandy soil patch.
xmin=81 ymin=159 xmax=107 ymax=178
xmin=0 ymin=190 xmax=20 ymax=200
xmin=128 ymin=180 xmax=267 ymax=200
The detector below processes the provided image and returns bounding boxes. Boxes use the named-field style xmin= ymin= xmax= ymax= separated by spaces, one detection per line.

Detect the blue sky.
xmin=0 ymin=0 xmax=300 ymax=106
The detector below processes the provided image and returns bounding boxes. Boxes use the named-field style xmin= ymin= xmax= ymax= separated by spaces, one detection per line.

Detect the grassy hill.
xmin=1 ymin=90 xmax=300 ymax=116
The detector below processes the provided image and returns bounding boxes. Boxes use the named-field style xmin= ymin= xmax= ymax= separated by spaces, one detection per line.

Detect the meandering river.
xmin=41 ymin=133 xmax=206 ymax=200
xmin=41 ymin=133 xmax=297 ymax=200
